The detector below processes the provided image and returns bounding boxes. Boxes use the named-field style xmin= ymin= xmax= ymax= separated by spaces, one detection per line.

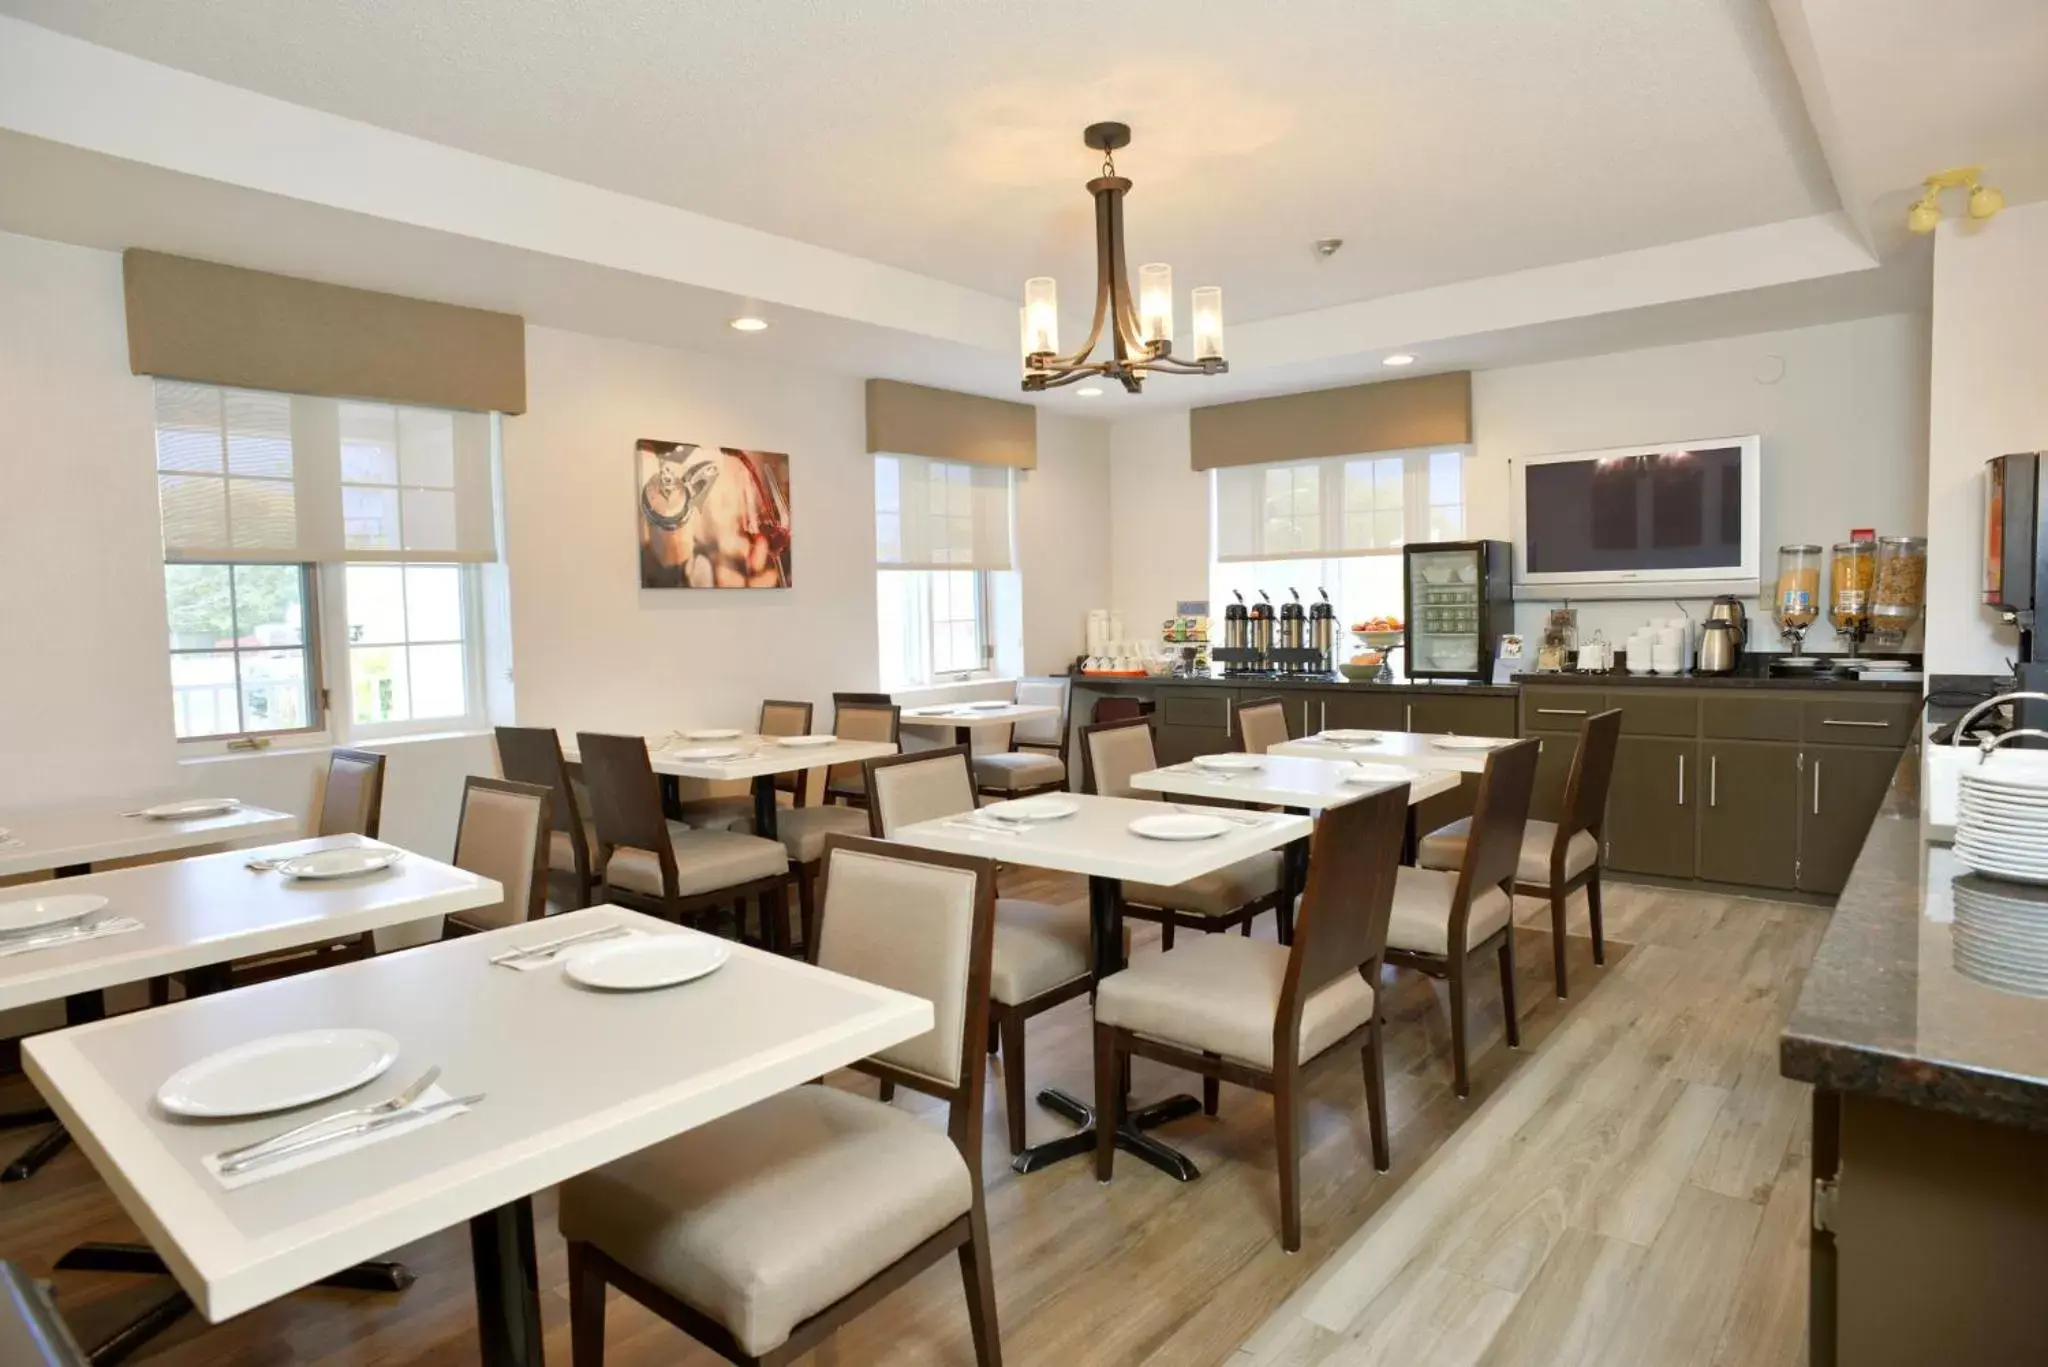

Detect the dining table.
xmin=889 ymin=793 xmax=1311 ymax=1181
xmin=560 ymin=735 xmax=896 ymax=840
xmin=899 ymin=701 xmax=1061 ymax=749
xmin=24 ymin=906 xmax=934 ymax=1367
xmin=0 ymin=799 xmax=297 ymax=880
xmin=1269 ymin=728 xmax=1509 ymax=774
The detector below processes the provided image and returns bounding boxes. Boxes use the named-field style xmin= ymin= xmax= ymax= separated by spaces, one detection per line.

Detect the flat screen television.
xmin=1511 ymin=436 xmax=1761 ymax=600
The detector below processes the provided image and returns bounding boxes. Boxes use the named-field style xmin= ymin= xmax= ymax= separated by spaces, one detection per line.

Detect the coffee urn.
xmin=1309 ymin=588 xmax=1337 ymax=674
xmin=1223 ymin=591 xmax=1249 ymax=652
xmin=1278 ymin=589 xmax=1307 ymax=672
xmin=1249 ymin=591 xmax=1276 ymax=660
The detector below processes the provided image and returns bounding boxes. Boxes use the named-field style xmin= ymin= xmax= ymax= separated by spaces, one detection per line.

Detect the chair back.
xmin=759 ymin=700 xmax=815 ymax=801
xmin=495 ymin=725 xmax=584 ymax=840
xmin=0 ymin=1263 xmax=88 ymax=1367
xmin=574 ymin=732 xmax=675 ymax=893
xmin=1562 ymin=708 xmax=1624 ymax=841
xmin=1455 ymin=738 xmax=1543 ymax=906
xmin=1236 ymin=696 xmax=1291 ymax=755
xmin=1091 ymin=696 xmax=1155 ymax=725
xmin=826 ymin=695 xmax=902 ymax=801
xmin=1280 ymin=783 xmax=1408 ymax=1042
xmin=451 ymin=777 xmax=551 ymax=931
xmin=317 ymin=748 xmax=387 ymax=838
xmin=1079 ymin=715 xmax=1159 ymax=798
xmin=1013 ymin=678 xmax=1070 ymax=751
xmin=865 ymin=746 xmax=976 ymax=836
xmin=815 ymin=835 xmax=995 ymax=1157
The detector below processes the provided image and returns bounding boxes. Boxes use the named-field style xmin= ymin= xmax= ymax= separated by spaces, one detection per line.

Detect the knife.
xmin=219 ymin=1093 xmax=484 ymax=1175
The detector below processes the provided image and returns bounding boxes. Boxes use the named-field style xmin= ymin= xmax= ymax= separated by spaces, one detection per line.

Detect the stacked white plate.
xmin=1954 ymin=760 xmax=2048 ymax=886
xmin=1952 ymin=876 xmax=2048 ymax=997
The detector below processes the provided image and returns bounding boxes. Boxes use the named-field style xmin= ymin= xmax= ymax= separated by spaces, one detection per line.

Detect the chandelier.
xmin=1020 ymin=123 xmax=1227 ymax=393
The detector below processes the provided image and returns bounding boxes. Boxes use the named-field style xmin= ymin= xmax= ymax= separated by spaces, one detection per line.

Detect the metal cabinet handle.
xmin=1226 ymin=706 xmax=1233 ymax=739
xmin=1813 ymin=759 xmax=1821 ymax=815
xmin=1405 ymin=702 xmax=1413 ymax=731
xmin=1677 ymin=752 xmax=1685 ymax=806
xmin=1821 ymin=718 xmax=1890 ymax=729
xmin=1537 ymin=708 xmax=1588 ymax=716
xmin=1321 ymin=700 xmax=1327 ymax=731
xmin=1709 ymin=754 xmax=1717 ymax=808
xmin=1303 ymin=701 xmax=1311 ymax=734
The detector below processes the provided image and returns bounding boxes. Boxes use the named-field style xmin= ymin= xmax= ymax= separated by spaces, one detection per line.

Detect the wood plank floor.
xmin=0 ymin=873 xmax=1821 ymax=1367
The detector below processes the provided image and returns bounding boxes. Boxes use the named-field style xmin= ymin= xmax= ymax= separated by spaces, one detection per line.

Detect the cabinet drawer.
xmin=1522 ymin=688 xmax=1602 ymax=733
xmin=1411 ymin=695 xmax=1517 ymax=738
xmin=1158 ymin=691 xmax=1230 ymax=730
xmin=1703 ymin=695 xmax=1802 ymax=742
xmin=1610 ymin=693 xmax=1700 ymax=738
xmin=1801 ymin=696 xmax=1919 ymax=746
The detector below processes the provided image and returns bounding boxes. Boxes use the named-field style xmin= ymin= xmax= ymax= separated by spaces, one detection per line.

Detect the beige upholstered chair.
xmin=1417 ymin=709 xmax=1620 ymax=998
xmin=575 ymin=733 xmax=793 ymax=949
xmin=559 ymin=835 xmax=1002 ymax=1367
xmin=1093 ymin=782 xmax=1406 ymax=1250
xmin=676 ymin=699 xmax=818 ymax=832
xmin=1387 ymin=737 xmax=1540 ymax=1097
xmin=1234 ymin=695 xmax=1292 ymax=755
xmin=973 ymin=678 xmax=1071 ymax=798
xmin=1080 ymin=716 xmax=1285 ymax=948
xmin=444 ymin=777 xmax=551 ymax=936
xmin=777 ymin=696 xmax=901 ymax=948
xmin=495 ymin=726 xmax=595 ymax=909
xmin=823 ymin=694 xmax=900 ymax=807
xmin=867 ymin=745 xmax=1098 ymax=1153
xmin=316 ymin=748 xmax=386 ymax=838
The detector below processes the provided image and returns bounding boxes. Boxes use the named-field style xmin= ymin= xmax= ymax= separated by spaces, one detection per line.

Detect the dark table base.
xmin=471 ymin=1197 xmax=544 ymax=1367
xmin=1012 ymin=1087 xmax=1204 ymax=1180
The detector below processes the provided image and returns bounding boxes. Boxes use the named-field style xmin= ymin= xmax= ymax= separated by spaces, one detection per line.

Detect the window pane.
xmin=224 ymin=389 xmax=292 ymax=478
xmin=876 ymin=510 xmax=901 ymax=562
xmin=231 ymin=565 xmax=304 ymax=646
xmin=344 ymin=485 xmax=402 ymax=550
xmin=169 ymin=651 xmax=240 ymax=738
xmin=226 ymin=477 xmax=298 ymax=550
xmin=405 ymin=565 xmax=464 ymax=641
xmin=1430 ymin=450 xmax=1463 ymax=505
xmin=340 ymin=403 xmax=399 ymax=484
xmin=165 ymin=564 xmax=234 ymax=649
xmin=238 ymin=649 xmax=309 ymax=731
xmin=345 ymin=565 xmax=408 ymax=644
xmin=350 ymin=645 xmax=411 ymax=724
xmin=1430 ymin=503 xmax=1465 ymax=541
xmin=408 ymin=643 xmax=467 ymax=719
xmin=156 ymin=423 xmax=223 ymax=475
xmin=1375 ymin=508 xmax=1405 ymax=548
xmin=398 ymin=408 xmax=456 ymax=488
xmin=1376 ymin=457 xmax=1404 ymax=502
xmin=159 ymin=474 xmax=229 ymax=551
xmin=401 ymin=487 xmax=457 ymax=552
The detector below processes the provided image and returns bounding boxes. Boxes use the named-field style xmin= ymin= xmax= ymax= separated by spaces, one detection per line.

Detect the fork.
xmin=216 ymin=1066 xmax=444 ymax=1166
xmin=488 ymin=924 xmax=628 ymax=965
xmin=1174 ymin=804 xmax=1267 ymax=827
xmin=0 ymin=920 xmax=121 ymax=954
xmin=219 ymin=1092 xmax=483 ymax=1176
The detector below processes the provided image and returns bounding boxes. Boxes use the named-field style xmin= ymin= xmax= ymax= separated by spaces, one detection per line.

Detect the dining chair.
xmin=769 ymin=696 xmax=901 ymax=947
xmin=495 ymin=725 xmax=596 ymax=909
xmin=559 ymin=835 xmax=1002 ymax=1367
xmin=0 ymin=1263 xmax=89 ymax=1366
xmin=973 ymin=677 xmax=1071 ymax=799
xmin=316 ymin=747 xmax=386 ymax=838
xmin=575 ymin=733 xmax=793 ymax=949
xmin=1416 ymin=709 xmax=1621 ymax=997
xmin=1234 ymin=696 xmax=1292 ymax=755
xmin=1091 ymin=782 xmax=1406 ymax=1251
xmin=823 ymin=694 xmax=901 ymax=807
xmin=676 ymin=699 xmax=818 ymax=831
xmin=1385 ymin=736 xmax=1541 ymax=1097
xmin=1079 ymin=716 xmax=1285 ymax=947
xmin=443 ymin=777 xmax=552 ymax=937
xmin=1090 ymin=696 xmax=1155 ymax=725
xmin=866 ymin=745 xmax=1100 ymax=1153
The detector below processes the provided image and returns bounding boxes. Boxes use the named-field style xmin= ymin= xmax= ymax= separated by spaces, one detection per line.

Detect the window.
xmin=340 ymin=403 xmax=461 ymax=554
xmin=336 ymin=564 xmax=476 ymax=729
xmin=878 ymin=570 xmax=992 ymax=688
xmin=874 ymin=452 xmax=1015 ymax=688
xmin=164 ymin=563 xmax=319 ymax=740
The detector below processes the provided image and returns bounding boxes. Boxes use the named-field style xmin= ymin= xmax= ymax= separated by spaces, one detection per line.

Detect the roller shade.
xmin=875 ymin=453 xmax=1015 ymax=571
xmin=1191 ymin=371 xmax=1471 ymax=471
xmin=125 ymin=250 xmax=526 ymax=415
xmin=1214 ymin=447 xmax=1468 ymax=563
xmin=865 ymin=378 xmax=1036 ymax=470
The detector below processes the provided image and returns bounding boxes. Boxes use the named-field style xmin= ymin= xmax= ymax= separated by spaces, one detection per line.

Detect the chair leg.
xmin=1499 ymin=930 xmax=1522 ymax=1050
xmin=1201 ymin=1054 xmax=1221 ymax=1116
xmin=1362 ymin=1016 xmax=1391 ymax=1173
xmin=1093 ymin=1022 xmax=1120 ymax=1181
xmin=1586 ymin=873 xmax=1606 ymax=966
xmin=796 ymin=864 xmax=819 ymax=959
xmin=1448 ymin=955 xmax=1471 ymax=1099
xmin=957 ymin=1204 xmax=1004 ymax=1367
xmin=879 ymin=1080 xmax=895 ymax=1103
xmin=999 ymin=1008 xmax=1028 ymax=1155
xmin=1275 ymin=1069 xmax=1303 ymax=1253
xmin=987 ymin=1015 xmax=1000 ymax=1056
xmin=566 ymin=1241 xmax=606 ymax=1367
xmin=1277 ymin=896 xmax=1294 ymax=946
xmin=1549 ymin=885 xmax=1570 ymax=999
xmin=1161 ymin=916 xmax=1175 ymax=951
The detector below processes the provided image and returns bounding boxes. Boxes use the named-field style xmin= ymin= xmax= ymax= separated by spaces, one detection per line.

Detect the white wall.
xmin=1109 ymin=412 xmax=1210 ymax=640
xmin=1926 ymin=202 xmax=2048 ymax=676
xmin=1018 ymin=412 xmax=1112 ymax=674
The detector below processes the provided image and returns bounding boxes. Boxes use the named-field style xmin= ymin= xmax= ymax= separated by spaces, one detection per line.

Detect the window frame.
xmin=165 ymin=561 xmax=330 ymax=749
xmin=319 ymin=560 xmax=490 ymax=741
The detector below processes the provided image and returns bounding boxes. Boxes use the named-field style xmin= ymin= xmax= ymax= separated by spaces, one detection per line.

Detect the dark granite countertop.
xmin=1512 ymin=670 xmax=1923 ymax=692
xmin=1781 ymin=752 xmax=2048 ymax=1133
xmin=1070 ymin=673 xmax=1521 ymax=698
xmin=1069 ymin=670 xmax=1919 ymax=697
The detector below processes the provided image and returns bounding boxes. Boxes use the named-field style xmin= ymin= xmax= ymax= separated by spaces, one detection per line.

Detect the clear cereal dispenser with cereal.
xmin=1772 ymin=543 xmax=1823 ymax=663
xmin=1868 ymin=535 xmax=1927 ymax=650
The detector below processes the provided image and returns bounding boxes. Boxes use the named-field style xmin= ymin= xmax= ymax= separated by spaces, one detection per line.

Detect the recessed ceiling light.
xmin=1075 ymin=385 xmax=1104 ymax=397
xmin=1382 ymin=353 xmax=1416 ymax=367
xmin=729 ymin=316 xmax=768 ymax=332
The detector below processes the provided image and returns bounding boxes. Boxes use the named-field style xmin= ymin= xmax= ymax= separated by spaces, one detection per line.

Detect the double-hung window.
xmin=874 ymin=454 xmax=1014 ymax=688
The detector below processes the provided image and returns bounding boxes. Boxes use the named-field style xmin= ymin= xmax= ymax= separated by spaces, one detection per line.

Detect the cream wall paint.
xmin=1109 ymin=412 xmax=1210 ymax=641
xmin=1926 ymin=203 xmax=2048 ymax=676
xmin=1019 ymin=411 xmax=1112 ymax=674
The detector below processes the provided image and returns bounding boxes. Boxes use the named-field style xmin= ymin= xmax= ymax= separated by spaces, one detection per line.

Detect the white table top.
xmin=1131 ymin=755 xmax=1462 ymax=809
xmin=562 ymin=736 xmax=897 ymax=780
xmin=899 ymin=703 xmax=1060 ymax=731
xmin=0 ymin=801 xmax=298 ymax=879
xmin=891 ymin=793 xmax=1310 ymax=884
xmin=24 ymin=906 xmax=932 ymax=1322
xmin=1271 ymin=730 xmax=1510 ymax=775
xmin=0 ymin=835 xmax=500 ymax=1013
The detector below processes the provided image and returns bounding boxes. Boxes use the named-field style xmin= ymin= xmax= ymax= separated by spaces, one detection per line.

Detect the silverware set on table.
xmin=0 ymin=919 xmax=138 ymax=955
xmin=214 ymin=1067 xmax=484 ymax=1177
xmin=1171 ymin=805 xmax=1273 ymax=827
xmin=487 ymin=923 xmax=631 ymax=966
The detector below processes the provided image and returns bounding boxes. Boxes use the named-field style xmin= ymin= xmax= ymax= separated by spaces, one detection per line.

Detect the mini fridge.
xmin=1403 ymin=540 xmax=1513 ymax=681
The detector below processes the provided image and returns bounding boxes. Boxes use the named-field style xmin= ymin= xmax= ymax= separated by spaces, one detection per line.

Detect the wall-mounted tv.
xmin=1510 ymin=436 xmax=1761 ymax=600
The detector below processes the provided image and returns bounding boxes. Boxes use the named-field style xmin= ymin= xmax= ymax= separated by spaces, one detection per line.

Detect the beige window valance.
xmin=865 ymin=378 xmax=1036 ymax=470
xmin=1190 ymin=371 xmax=1472 ymax=471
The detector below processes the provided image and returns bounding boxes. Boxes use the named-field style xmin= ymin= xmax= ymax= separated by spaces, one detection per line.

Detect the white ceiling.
xmin=0 ymin=0 xmax=1841 ymax=323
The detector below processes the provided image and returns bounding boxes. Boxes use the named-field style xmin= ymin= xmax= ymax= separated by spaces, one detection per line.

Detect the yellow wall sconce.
xmin=1906 ymin=166 xmax=2005 ymax=234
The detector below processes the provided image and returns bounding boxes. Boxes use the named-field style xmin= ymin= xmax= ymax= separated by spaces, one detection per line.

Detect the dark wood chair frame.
xmin=443 ymin=776 xmax=553 ymax=938
xmin=565 ymin=833 xmax=1002 ymax=1367
xmin=862 ymin=746 xmax=1094 ymax=1154
xmin=1523 ymin=709 xmax=1620 ymax=998
xmin=973 ymin=681 xmax=1072 ymax=801
xmin=1093 ymin=784 xmax=1408 ymax=1251
xmin=495 ymin=725 xmax=596 ymax=910
xmin=575 ymin=732 xmax=794 ymax=952
xmin=1385 ymin=737 xmax=1542 ymax=1099
xmin=1078 ymin=715 xmax=1288 ymax=948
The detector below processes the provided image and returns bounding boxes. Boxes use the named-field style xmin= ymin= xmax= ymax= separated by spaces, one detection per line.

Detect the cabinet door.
xmin=1698 ymin=741 xmax=1801 ymax=891
xmin=1799 ymin=746 xmax=1903 ymax=895
xmin=1604 ymin=737 xmax=1697 ymax=878
xmin=1409 ymin=695 xmax=1517 ymax=738
xmin=1321 ymin=690 xmax=1410 ymax=734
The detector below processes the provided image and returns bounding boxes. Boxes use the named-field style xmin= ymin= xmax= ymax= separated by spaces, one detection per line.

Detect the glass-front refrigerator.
xmin=1403 ymin=540 xmax=1513 ymax=681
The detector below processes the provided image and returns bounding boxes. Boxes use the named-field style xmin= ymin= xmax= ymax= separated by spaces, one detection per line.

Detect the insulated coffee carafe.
xmin=1309 ymin=588 xmax=1337 ymax=674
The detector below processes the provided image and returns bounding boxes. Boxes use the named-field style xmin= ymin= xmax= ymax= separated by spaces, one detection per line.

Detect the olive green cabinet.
xmin=1799 ymin=745 xmax=1903 ymax=895
xmin=1699 ymin=741 xmax=1802 ymax=892
xmin=1604 ymin=736 xmax=1698 ymax=879
xmin=1316 ymin=690 xmax=1409 ymax=735
xmin=1151 ymin=689 xmax=1232 ymax=767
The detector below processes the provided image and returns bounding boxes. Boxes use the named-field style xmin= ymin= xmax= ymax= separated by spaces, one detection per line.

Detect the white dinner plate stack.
xmin=1952 ymin=877 xmax=2048 ymax=998
xmin=1954 ymin=761 xmax=2048 ymax=886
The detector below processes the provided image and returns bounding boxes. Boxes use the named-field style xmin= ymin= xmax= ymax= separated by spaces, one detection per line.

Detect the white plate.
xmin=684 ymin=728 xmax=743 ymax=741
xmin=1128 ymin=813 xmax=1230 ymax=841
xmin=1952 ymin=853 xmax=2048 ymax=886
xmin=776 ymin=734 xmax=839 ymax=748
xmin=1192 ymin=754 xmax=1265 ymax=772
xmin=1319 ymin=730 xmax=1381 ymax=744
xmin=138 ymin=797 xmax=241 ymax=820
xmin=0 ymin=893 xmax=108 ymax=936
xmin=156 ymin=1028 xmax=400 ymax=1118
xmin=1959 ymin=778 xmax=2048 ymax=801
xmin=1955 ymin=832 xmax=2048 ymax=859
xmin=982 ymin=797 xmax=1079 ymax=822
xmin=273 ymin=847 xmax=405 ymax=880
xmin=667 ymin=745 xmax=743 ymax=761
xmin=565 ymin=934 xmax=730 ymax=991
xmin=1430 ymin=735 xmax=1501 ymax=751
xmin=964 ymin=701 xmax=1013 ymax=711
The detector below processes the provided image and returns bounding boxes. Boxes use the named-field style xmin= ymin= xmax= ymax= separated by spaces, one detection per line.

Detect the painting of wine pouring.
xmin=635 ymin=440 xmax=793 ymax=589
